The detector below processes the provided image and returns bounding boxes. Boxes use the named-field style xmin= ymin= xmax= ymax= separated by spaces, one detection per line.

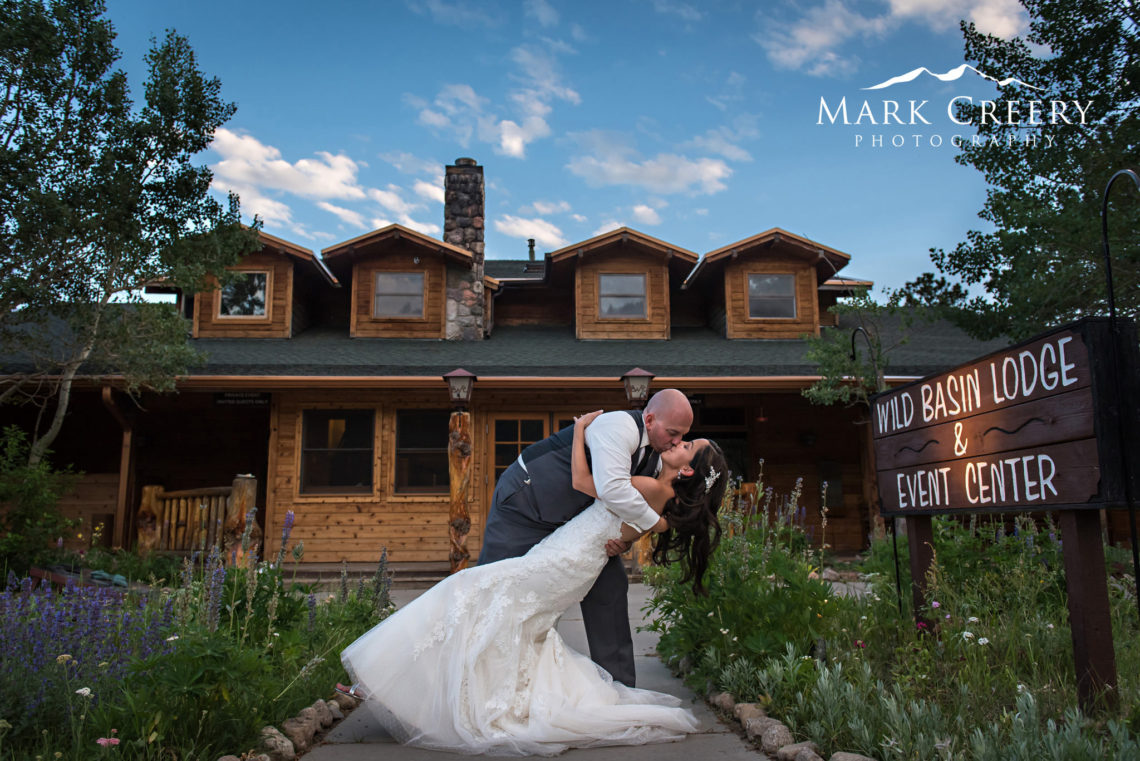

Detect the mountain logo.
xmin=862 ymin=64 xmax=1044 ymax=91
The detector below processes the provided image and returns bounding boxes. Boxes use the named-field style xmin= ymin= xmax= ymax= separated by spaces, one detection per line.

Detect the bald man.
xmin=478 ymin=389 xmax=693 ymax=686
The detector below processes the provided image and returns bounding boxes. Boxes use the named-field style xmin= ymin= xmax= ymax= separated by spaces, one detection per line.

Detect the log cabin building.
xmin=3 ymin=158 xmax=1014 ymax=570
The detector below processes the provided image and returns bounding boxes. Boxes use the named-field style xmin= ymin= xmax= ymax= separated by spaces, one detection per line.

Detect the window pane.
xmin=749 ymin=296 xmax=796 ymax=318
xmin=599 ymin=274 xmax=645 ymax=296
xmin=219 ymin=272 xmax=267 ymax=316
xmin=519 ymin=419 xmax=544 ymax=442
xmin=375 ymin=272 xmax=424 ymax=294
xmin=495 ymin=444 xmax=517 ymax=468
xmin=300 ymin=409 xmax=374 ymax=494
xmin=395 ymin=409 xmax=450 ymax=494
xmin=373 ymin=295 xmax=423 ymax=317
xmin=495 ymin=419 xmax=518 ymax=441
xmin=396 ymin=410 xmax=450 ymax=449
xmin=394 ymin=452 xmax=449 ymax=492
xmin=748 ymin=275 xmax=796 ymax=318
xmin=600 ymin=296 xmax=646 ymax=317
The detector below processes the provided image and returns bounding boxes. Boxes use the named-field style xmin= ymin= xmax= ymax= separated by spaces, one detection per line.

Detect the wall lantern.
xmin=621 ymin=367 xmax=655 ymax=409
xmin=443 ymin=368 xmax=476 ymax=410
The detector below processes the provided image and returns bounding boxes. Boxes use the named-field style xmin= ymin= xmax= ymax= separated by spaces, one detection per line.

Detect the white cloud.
xmin=211 ymin=128 xmax=366 ymax=200
xmin=522 ymin=200 xmax=572 ymax=215
xmin=650 ymin=0 xmax=703 ymax=21
xmin=571 ymin=213 xmax=587 ymax=223
xmin=525 ymin=0 xmax=559 ymax=27
xmin=631 ymin=204 xmax=662 ymax=225
xmin=694 ymin=208 xmax=709 ymax=216
xmin=687 ymin=129 xmax=753 ymax=162
xmin=407 ymin=0 xmax=503 ymax=27
xmin=568 ymin=151 xmax=731 ymax=195
xmin=380 ymin=151 xmax=442 ymax=178
xmin=214 ymin=180 xmax=296 ymax=229
xmin=317 ymin=201 xmax=367 ymax=229
xmin=511 ymin=46 xmax=581 ymax=105
xmin=493 ymin=214 xmax=569 ymax=249
xmin=371 ymin=216 xmax=394 ymax=229
xmin=569 ymin=23 xmax=590 ymax=42
xmin=757 ymin=0 xmax=1028 ymax=77
xmin=413 ymin=179 xmax=445 ymax=204
xmin=593 ymin=220 xmax=623 ymax=236
xmin=368 ymin=186 xmax=422 ymax=217
xmin=400 ymin=217 xmax=441 ymax=235
xmin=498 ymin=116 xmax=552 ymax=158
xmin=707 ymin=71 xmax=746 ymax=112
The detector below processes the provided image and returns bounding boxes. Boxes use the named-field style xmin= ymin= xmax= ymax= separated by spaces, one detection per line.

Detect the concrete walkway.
xmin=302 ymin=583 xmax=761 ymax=760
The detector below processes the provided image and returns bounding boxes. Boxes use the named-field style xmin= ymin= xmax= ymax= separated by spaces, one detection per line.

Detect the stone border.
xmin=708 ymin=691 xmax=878 ymax=761
xmin=216 ymin=690 xmax=358 ymax=761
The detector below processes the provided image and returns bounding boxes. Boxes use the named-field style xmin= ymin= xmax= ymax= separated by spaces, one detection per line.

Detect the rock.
xmin=217 ymin=756 xmax=241 ymax=761
xmin=734 ymin=702 xmax=767 ymax=722
xmin=761 ymin=723 xmax=795 ymax=754
xmin=331 ymin=690 xmax=359 ymax=711
xmin=829 ymin=754 xmax=879 ymax=761
xmin=280 ymin=711 xmax=319 ymax=754
xmin=325 ymin=699 xmax=344 ymax=721
xmin=795 ymin=750 xmax=825 ymax=761
xmin=778 ymin=741 xmax=821 ymax=761
xmin=250 ymin=756 xmax=272 ymax=761
xmin=822 ymin=567 xmax=841 ymax=581
xmin=743 ymin=716 xmax=781 ymax=740
xmin=710 ymin=691 xmax=736 ymax=712
xmin=259 ymin=726 xmax=295 ymax=761
xmin=310 ymin=699 xmax=334 ymax=728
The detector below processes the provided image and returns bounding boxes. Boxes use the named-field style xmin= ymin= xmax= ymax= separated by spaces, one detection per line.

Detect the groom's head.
xmin=643 ymin=389 xmax=693 ymax=453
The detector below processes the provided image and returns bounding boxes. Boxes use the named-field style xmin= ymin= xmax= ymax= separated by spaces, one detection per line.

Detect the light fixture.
xmin=621 ymin=367 xmax=655 ymax=409
xmin=443 ymin=368 xmax=476 ymax=410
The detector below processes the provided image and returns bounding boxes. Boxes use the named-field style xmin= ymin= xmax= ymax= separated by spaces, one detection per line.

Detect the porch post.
xmin=448 ymin=411 xmax=473 ymax=573
xmin=100 ymin=387 xmax=135 ymax=550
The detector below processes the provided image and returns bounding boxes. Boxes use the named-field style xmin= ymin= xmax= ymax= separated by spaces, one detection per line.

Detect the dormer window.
xmin=218 ymin=270 xmax=269 ymax=318
xmin=747 ymin=273 xmax=796 ymax=318
xmin=373 ymin=272 xmax=424 ymax=318
xmin=598 ymin=273 xmax=647 ymax=319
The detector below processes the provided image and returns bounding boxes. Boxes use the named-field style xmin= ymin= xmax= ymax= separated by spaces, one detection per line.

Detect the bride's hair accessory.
xmin=704 ymin=467 xmax=720 ymax=495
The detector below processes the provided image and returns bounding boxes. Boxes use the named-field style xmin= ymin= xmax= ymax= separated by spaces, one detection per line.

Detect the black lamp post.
xmin=443 ymin=368 xmax=476 ymax=411
xmin=621 ymin=367 xmax=655 ymax=409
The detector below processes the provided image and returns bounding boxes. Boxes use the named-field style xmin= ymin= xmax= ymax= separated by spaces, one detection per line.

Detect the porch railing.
xmin=137 ymin=475 xmax=260 ymax=563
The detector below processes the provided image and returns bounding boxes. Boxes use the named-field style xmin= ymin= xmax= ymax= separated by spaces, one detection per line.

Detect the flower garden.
xmin=644 ymin=464 xmax=1140 ymax=760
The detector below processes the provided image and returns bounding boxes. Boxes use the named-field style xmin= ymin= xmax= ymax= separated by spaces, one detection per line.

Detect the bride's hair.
xmin=651 ymin=440 xmax=727 ymax=596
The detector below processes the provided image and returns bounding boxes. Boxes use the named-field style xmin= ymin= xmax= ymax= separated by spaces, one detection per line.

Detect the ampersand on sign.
xmin=953 ymin=421 xmax=968 ymax=457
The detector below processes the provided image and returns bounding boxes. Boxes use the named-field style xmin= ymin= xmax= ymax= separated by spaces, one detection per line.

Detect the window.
xmin=218 ymin=271 xmax=269 ymax=317
xmin=395 ymin=410 xmax=450 ymax=494
xmin=598 ymin=273 xmax=647 ymax=319
xmin=747 ymin=274 xmax=796 ymax=318
xmin=300 ymin=410 xmax=374 ymax=494
xmin=373 ymin=272 xmax=424 ymax=318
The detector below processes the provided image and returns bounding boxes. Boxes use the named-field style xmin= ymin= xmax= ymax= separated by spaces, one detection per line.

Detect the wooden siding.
xmin=351 ymin=253 xmax=446 ymax=338
xmin=57 ymin=473 xmax=119 ymax=550
xmin=575 ymin=251 xmax=670 ymax=340
xmin=495 ymin=286 xmax=575 ymax=326
xmin=194 ymin=252 xmax=293 ymax=338
xmin=724 ymin=256 xmax=819 ymax=339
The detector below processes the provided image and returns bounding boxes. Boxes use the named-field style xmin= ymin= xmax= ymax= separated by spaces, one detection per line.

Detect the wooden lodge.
xmin=3 ymin=158 xmax=1022 ymax=569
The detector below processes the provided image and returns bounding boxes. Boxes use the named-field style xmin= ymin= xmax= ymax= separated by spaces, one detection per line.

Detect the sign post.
xmin=870 ymin=317 xmax=1140 ymax=710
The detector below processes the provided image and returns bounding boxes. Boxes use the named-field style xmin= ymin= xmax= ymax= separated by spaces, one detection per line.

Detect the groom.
xmin=478 ymin=388 xmax=693 ymax=687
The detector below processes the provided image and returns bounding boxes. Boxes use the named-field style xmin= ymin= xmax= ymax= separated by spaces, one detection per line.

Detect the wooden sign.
xmin=871 ymin=318 xmax=1140 ymax=517
xmin=214 ymin=392 xmax=271 ymax=407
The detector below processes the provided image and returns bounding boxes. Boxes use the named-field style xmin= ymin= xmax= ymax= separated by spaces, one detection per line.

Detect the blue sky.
xmin=106 ymin=0 xmax=1035 ymax=294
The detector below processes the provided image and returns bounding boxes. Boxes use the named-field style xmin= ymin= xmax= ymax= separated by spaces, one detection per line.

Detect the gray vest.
xmin=519 ymin=409 xmax=659 ymax=525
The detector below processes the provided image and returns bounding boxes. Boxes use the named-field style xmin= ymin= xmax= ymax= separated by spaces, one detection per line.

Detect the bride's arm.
xmin=571 ymin=410 xmax=603 ymax=497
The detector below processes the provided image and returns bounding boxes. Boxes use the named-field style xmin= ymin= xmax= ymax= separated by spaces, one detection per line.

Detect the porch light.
xmin=621 ymin=367 xmax=655 ymax=409
xmin=443 ymin=368 xmax=476 ymax=410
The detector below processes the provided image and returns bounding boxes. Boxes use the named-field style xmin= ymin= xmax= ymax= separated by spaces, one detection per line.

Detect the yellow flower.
xmin=56 ymin=654 xmax=73 ymax=665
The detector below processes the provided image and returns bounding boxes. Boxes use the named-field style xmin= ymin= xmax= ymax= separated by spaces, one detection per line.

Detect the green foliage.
xmin=646 ymin=469 xmax=835 ymax=691
xmin=0 ymin=425 xmax=76 ymax=573
xmin=0 ymin=0 xmax=262 ymax=463
xmin=900 ymin=0 xmax=1140 ymax=341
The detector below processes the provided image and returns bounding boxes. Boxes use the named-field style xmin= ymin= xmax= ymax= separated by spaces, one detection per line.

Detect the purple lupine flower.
xmin=307 ymin=592 xmax=317 ymax=633
xmin=282 ymin=510 xmax=296 ymax=547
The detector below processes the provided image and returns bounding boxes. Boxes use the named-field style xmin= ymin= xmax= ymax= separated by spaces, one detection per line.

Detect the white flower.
xmin=166 ymin=635 xmax=180 ymax=642
xmin=1046 ymin=623 xmax=1055 ymax=630
xmin=708 ymin=611 xmax=715 ymax=617
xmin=732 ymin=636 xmax=738 ymax=642
xmin=719 ymin=628 xmax=729 ymax=635
xmin=962 ymin=631 xmax=975 ymax=640
xmin=860 ymin=615 xmax=867 ymax=621
xmin=1017 ymin=683 xmax=1027 ymax=693
xmin=968 ymin=616 xmax=979 ymax=623
xmin=75 ymin=688 xmax=92 ymax=697
xmin=977 ymin=637 xmax=990 ymax=645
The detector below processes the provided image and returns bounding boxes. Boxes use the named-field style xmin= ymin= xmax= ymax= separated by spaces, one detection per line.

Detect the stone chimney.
xmin=444 ymin=158 xmax=485 ymax=340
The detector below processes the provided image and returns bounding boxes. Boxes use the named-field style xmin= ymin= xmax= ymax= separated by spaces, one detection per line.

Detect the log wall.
xmin=194 ymin=252 xmax=293 ymax=338
xmin=724 ymin=255 xmax=819 ymax=339
xmin=575 ymin=250 xmax=670 ymax=340
xmin=350 ymin=248 xmax=446 ymax=338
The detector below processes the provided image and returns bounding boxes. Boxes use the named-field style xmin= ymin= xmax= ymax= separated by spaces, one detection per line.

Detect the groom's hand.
xmin=605 ymin=538 xmax=632 ymax=557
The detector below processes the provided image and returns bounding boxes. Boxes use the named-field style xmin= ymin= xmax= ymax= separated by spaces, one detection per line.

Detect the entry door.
xmin=489 ymin=415 xmax=549 ymax=501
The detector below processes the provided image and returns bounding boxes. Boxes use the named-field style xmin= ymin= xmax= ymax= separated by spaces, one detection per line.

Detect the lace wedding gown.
xmin=340 ymin=501 xmax=701 ymax=756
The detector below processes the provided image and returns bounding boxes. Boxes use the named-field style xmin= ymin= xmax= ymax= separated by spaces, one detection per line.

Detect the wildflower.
xmin=962 ymin=631 xmax=975 ymax=640
xmin=978 ymin=637 xmax=990 ymax=645
xmin=916 ymin=621 xmax=928 ymax=630
xmin=719 ymin=628 xmax=729 ymax=635
xmin=708 ymin=611 xmax=715 ymax=617
xmin=1046 ymin=623 xmax=1054 ymax=630
xmin=945 ymin=614 xmax=951 ymax=620
xmin=165 ymin=635 xmax=179 ymax=642
xmin=0 ymin=719 xmax=10 ymax=730
xmin=931 ymin=600 xmax=940 ymax=608
xmin=1017 ymin=683 xmax=1027 ymax=693
xmin=75 ymin=687 xmax=92 ymax=697
xmin=860 ymin=615 xmax=867 ymax=621
xmin=855 ymin=639 xmax=866 ymax=649
xmin=732 ymin=636 xmax=738 ymax=642
xmin=96 ymin=737 xmax=120 ymax=747
xmin=968 ymin=616 xmax=979 ymax=623
xmin=56 ymin=654 xmax=73 ymax=665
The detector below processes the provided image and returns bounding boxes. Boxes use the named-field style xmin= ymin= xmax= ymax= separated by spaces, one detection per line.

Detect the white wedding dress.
xmin=340 ymin=500 xmax=701 ymax=756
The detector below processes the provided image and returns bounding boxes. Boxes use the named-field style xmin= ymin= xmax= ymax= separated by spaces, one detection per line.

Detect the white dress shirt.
xmin=584 ymin=411 xmax=660 ymax=534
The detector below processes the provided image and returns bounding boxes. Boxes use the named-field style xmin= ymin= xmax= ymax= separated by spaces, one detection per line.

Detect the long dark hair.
xmin=651 ymin=440 xmax=726 ymax=596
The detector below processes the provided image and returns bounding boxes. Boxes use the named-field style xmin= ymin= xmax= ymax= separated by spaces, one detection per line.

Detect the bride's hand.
xmin=574 ymin=409 xmax=603 ymax=432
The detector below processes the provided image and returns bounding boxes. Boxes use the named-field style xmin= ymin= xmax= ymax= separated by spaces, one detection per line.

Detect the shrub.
xmin=0 ymin=426 xmax=77 ymax=574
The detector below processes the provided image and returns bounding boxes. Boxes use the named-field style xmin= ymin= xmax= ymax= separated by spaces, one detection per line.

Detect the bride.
xmin=340 ymin=411 xmax=727 ymax=756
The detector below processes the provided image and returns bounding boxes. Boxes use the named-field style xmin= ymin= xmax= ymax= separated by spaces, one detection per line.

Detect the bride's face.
xmin=661 ymin=438 xmax=709 ymax=476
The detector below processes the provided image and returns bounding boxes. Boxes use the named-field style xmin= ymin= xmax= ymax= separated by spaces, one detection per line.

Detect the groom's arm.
xmin=584 ymin=412 xmax=661 ymax=534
